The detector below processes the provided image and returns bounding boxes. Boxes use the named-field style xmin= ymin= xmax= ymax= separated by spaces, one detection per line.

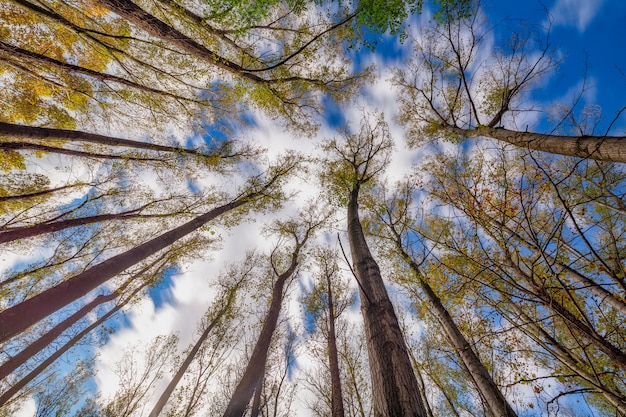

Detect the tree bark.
xmin=446 ymin=125 xmax=626 ymax=163
xmin=0 ymin=194 xmax=253 ymax=343
xmin=0 ymin=122 xmax=221 ymax=158
xmin=326 ymin=268 xmax=346 ymax=417
xmin=396 ymin=241 xmax=517 ymax=417
xmin=0 ymin=284 xmax=142 ymax=406
xmin=347 ymin=186 xmax=427 ymax=417
xmin=222 ymin=253 xmax=299 ymax=417
xmin=92 ymin=0 xmax=265 ymax=83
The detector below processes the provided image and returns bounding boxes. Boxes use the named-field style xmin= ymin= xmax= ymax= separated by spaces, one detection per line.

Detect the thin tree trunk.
xmin=0 ymin=43 xmax=203 ymax=105
xmin=0 ymin=189 xmax=262 ymax=343
xmin=0 ymin=142 xmax=161 ymax=161
xmin=347 ymin=186 xmax=427 ymax=417
xmin=0 ymin=183 xmax=84 ymax=202
xmin=0 ymin=284 xmax=143 ymax=406
xmin=0 ymin=209 xmax=172 ymax=244
xmin=0 ymin=122 xmax=224 ymax=158
xmin=446 ymin=125 xmax=626 ymax=163
xmin=149 ymin=302 xmax=231 ymax=417
xmin=0 ymin=276 xmax=133 ymax=380
xmin=249 ymin=377 xmax=263 ymax=417
xmin=397 ymin=244 xmax=517 ymax=417
xmin=326 ymin=268 xmax=346 ymax=417
xmin=502 ymin=254 xmax=626 ymax=370
xmin=222 ymin=254 xmax=299 ymax=417
xmin=511 ymin=307 xmax=626 ymax=415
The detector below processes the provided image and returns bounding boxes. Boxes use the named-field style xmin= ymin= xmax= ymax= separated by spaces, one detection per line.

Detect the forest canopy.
xmin=1 ymin=0 xmax=625 ymax=416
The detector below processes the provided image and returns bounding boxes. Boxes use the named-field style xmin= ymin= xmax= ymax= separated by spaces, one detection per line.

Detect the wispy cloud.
xmin=549 ymin=0 xmax=604 ymax=32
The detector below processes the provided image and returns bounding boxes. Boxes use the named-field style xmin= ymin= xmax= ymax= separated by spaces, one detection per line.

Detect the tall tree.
xmin=303 ymin=247 xmax=354 ymax=417
xmin=372 ymin=181 xmax=518 ymax=417
xmin=393 ymin=3 xmax=626 ymax=162
xmin=322 ymin=114 xmax=427 ymax=417
xmin=222 ymin=206 xmax=326 ymax=416
xmin=148 ymin=261 xmax=251 ymax=417
xmin=420 ymin=144 xmax=626 ymax=414
xmin=0 ymin=154 xmax=301 ymax=343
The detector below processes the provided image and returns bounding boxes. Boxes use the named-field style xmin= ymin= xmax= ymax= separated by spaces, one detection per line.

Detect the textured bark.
xmin=149 ymin=303 xmax=230 ymax=417
xmin=222 ymin=254 xmax=299 ymax=417
xmin=347 ymin=187 xmax=426 ymax=417
xmin=0 ymin=195 xmax=250 ymax=343
xmin=92 ymin=0 xmax=265 ymax=83
xmin=447 ymin=125 xmax=626 ymax=163
xmin=0 ymin=284 xmax=142 ymax=406
xmin=326 ymin=269 xmax=346 ymax=417
xmin=396 ymin=242 xmax=517 ymax=417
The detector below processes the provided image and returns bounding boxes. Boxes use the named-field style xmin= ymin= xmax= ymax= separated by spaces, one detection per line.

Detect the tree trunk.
xmin=0 ymin=122 xmax=218 ymax=158
xmin=503 ymin=254 xmax=626 ymax=370
xmin=0 ymin=141 xmax=161 ymax=161
xmin=347 ymin=186 xmax=427 ymax=417
xmin=397 ymin=244 xmax=517 ymax=417
xmin=0 ymin=195 xmax=251 ymax=343
xmin=0 ymin=284 xmax=142 ymax=406
xmin=0 ymin=210 xmax=169 ymax=244
xmin=222 ymin=256 xmax=298 ymax=417
xmin=447 ymin=125 xmax=626 ymax=163
xmin=92 ymin=0 xmax=264 ymax=83
xmin=326 ymin=268 xmax=346 ymax=417
xmin=511 ymin=307 xmax=626 ymax=415
xmin=0 ymin=43 xmax=200 ymax=104
xmin=0 ymin=183 xmax=82 ymax=202
xmin=149 ymin=303 xmax=230 ymax=417
xmin=0 ymin=281 xmax=124 ymax=380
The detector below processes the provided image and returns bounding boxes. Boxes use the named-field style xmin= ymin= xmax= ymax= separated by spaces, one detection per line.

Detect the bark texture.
xmin=397 ymin=243 xmax=517 ymax=417
xmin=222 ymin=254 xmax=299 ymax=417
xmin=93 ymin=0 xmax=265 ymax=82
xmin=326 ymin=271 xmax=346 ymax=417
xmin=347 ymin=187 xmax=426 ymax=417
xmin=448 ymin=125 xmax=626 ymax=163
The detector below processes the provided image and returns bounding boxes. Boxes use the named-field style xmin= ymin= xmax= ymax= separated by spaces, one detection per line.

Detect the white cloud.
xmin=549 ymin=0 xmax=604 ymax=32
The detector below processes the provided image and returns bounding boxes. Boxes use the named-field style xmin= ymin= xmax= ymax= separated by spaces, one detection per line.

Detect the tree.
xmin=322 ymin=114 xmax=427 ymax=417
xmin=223 ymin=205 xmax=327 ymax=416
xmin=0 ymin=154 xmax=300 ymax=344
xmin=302 ymin=247 xmax=354 ymax=417
xmin=371 ymin=181 xmax=518 ymax=417
xmin=419 ymin=144 xmax=626 ymax=414
xmin=148 ymin=260 xmax=250 ymax=417
xmin=393 ymin=3 xmax=626 ymax=162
